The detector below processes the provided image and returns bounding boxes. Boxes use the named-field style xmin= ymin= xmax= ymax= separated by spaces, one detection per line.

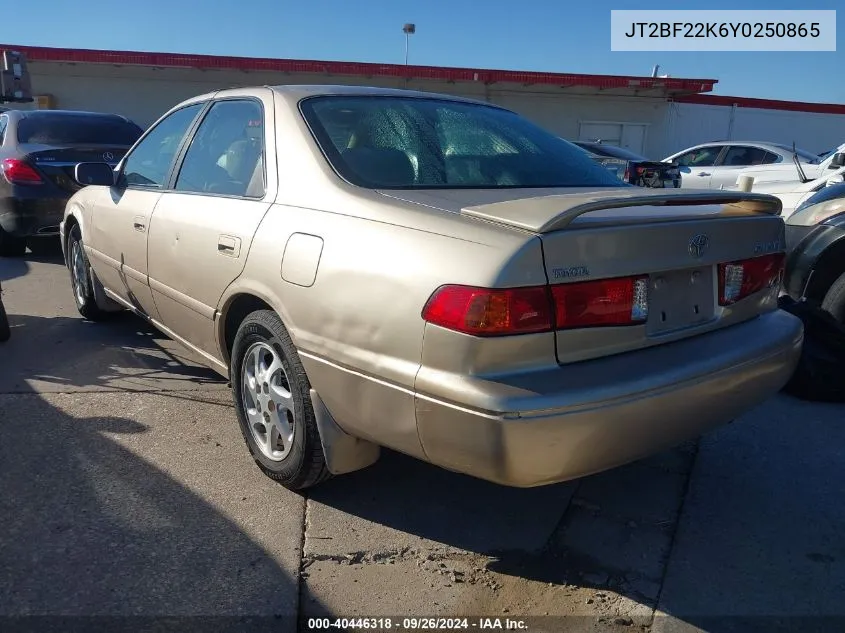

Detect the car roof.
xmin=190 ymin=84 xmax=507 ymax=109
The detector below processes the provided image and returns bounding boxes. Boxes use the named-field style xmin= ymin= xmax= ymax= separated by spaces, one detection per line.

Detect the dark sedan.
xmin=574 ymin=141 xmax=680 ymax=188
xmin=0 ymin=109 xmax=143 ymax=256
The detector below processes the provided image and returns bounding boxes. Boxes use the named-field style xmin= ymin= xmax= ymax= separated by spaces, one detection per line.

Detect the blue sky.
xmin=9 ymin=0 xmax=844 ymax=103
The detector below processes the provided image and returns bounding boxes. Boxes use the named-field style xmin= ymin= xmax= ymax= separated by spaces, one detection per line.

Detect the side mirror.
xmin=74 ymin=162 xmax=115 ymax=187
xmin=826 ymin=174 xmax=845 ymax=187
xmin=828 ymin=152 xmax=845 ymax=168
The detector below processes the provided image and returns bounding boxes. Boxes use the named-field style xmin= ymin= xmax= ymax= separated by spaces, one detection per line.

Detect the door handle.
xmin=697 ymin=172 xmax=711 ymax=177
xmin=132 ymin=216 xmax=146 ymax=232
xmin=217 ymin=235 xmax=241 ymax=257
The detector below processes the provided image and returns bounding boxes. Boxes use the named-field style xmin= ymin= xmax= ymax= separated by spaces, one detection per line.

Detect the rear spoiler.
xmin=539 ymin=191 xmax=783 ymax=232
xmin=461 ymin=190 xmax=783 ymax=234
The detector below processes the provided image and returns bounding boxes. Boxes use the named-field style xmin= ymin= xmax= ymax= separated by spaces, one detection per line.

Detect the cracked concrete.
xmin=3 ymin=250 xmax=844 ymax=633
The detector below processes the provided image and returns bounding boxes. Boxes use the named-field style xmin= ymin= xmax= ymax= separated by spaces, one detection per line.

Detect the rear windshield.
xmin=17 ymin=114 xmax=143 ymax=146
xmin=300 ymin=96 xmax=625 ymax=189
xmin=772 ymin=144 xmax=821 ymax=164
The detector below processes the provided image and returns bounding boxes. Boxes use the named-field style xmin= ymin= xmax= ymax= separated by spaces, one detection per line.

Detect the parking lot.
xmin=1 ymin=249 xmax=844 ymax=632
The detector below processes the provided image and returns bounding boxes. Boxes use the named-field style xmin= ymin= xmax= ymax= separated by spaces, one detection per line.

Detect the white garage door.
xmin=579 ymin=122 xmax=648 ymax=154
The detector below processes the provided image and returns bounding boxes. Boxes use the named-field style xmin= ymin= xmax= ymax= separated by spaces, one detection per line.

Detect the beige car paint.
xmin=61 ymin=85 xmax=804 ymax=487
xmin=84 ymin=188 xmax=164 ymax=319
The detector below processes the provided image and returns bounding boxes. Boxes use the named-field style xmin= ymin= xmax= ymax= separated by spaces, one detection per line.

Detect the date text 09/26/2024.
xmin=306 ymin=617 xmax=529 ymax=630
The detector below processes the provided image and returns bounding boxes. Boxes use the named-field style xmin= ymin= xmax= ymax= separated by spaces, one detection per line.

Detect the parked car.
xmin=663 ymin=141 xmax=826 ymax=190
xmin=783 ymin=181 xmax=845 ymax=325
xmin=573 ymin=141 xmax=680 ymax=188
xmin=61 ymin=85 xmax=802 ymax=491
xmin=0 ymin=109 xmax=144 ymax=256
xmin=736 ymin=143 xmax=845 ymax=188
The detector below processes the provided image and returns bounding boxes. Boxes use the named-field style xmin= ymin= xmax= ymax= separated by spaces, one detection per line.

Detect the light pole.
xmin=403 ymin=23 xmax=416 ymax=66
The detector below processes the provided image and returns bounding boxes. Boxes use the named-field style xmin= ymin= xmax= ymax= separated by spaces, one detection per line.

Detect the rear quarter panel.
xmin=219 ymin=192 xmax=545 ymax=458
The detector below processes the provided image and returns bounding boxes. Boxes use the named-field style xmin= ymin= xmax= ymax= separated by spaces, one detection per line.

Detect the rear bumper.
xmin=0 ymin=196 xmax=68 ymax=237
xmin=415 ymin=310 xmax=803 ymax=487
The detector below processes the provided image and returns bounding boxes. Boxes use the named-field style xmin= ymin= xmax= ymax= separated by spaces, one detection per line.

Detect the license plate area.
xmin=646 ymin=266 xmax=715 ymax=335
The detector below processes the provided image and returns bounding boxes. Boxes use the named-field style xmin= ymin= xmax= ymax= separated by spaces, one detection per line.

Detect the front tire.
xmin=230 ymin=310 xmax=331 ymax=491
xmin=821 ymin=272 xmax=845 ymax=325
xmin=0 ymin=227 xmax=26 ymax=257
xmin=67 ymin=225 xmax=112 ymax=321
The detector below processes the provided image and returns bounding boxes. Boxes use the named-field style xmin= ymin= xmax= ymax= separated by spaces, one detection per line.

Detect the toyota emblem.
xmin=688 ymin=234 xmax=710 ymax=259
xmin=103 ymin=152 xmax=114 ymax=162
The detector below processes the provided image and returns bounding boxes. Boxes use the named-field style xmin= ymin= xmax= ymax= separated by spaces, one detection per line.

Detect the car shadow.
xmin=0 ymin=256 xmax=30 ymax=282
xmin=0 ymin=385 xmax=310 ymax=631
xmin=0 ymin=312 xmax=223 ymax=393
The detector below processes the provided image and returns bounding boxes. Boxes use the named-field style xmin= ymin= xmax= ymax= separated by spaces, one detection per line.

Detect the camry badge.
xmin=103 ymin=152 xmax=114 ymax=162
xmin=688 ymin=234 xmax=709 ymax=259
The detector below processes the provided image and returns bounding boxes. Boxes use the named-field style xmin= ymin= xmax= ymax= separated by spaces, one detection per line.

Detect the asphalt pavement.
xmin=1 ymin=247 xmax=842 ymax=633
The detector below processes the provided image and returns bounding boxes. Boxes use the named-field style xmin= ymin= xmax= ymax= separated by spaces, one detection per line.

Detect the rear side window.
xmin=17 ymin=114 xmax=143 ymax=145
xmin=0 ymin=115 xmax=7 ymax=146
xmin=721 ymin=146 xmax=776 ymax=167
xmin=174 ymin=99 xmax=266 ymax=198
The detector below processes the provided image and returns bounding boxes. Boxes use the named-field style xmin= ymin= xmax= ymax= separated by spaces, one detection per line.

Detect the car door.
xmin=672 ymin=146 xmax=724 ymax=189
xmin=86 ymin=102 xmax=206 ymax=318
xmin=710 ymin=145 xmax=778 ymax=190
xmin=146 ymin=93 xmax=275 ymax=360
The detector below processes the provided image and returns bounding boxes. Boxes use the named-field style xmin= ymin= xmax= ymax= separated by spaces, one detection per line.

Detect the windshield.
xmin=17 ymin=113 xmax=143 ymax=146
xmin=576 ymin=143 xmax=646 ymax=161
xmin=300 ymin=96 xmax=625 ymax=189
xmin=772 ymin=143 xmax=823 ymax=164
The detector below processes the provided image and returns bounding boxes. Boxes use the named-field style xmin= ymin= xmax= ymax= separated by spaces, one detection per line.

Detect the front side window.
xmin=301 ymin=96 xmax=624 ymax=189
xmin=174 ymin=99 xmax=266 ymax=198
xmin=674 ymin=147 xmax=722 ymax=167
xmin=122 ymin=103 xmax=204 ymax=188
xmin=16 ymin=114 xmax=143 ymax=145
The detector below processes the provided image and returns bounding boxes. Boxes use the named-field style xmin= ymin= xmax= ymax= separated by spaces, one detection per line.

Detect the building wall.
xmin=27 ymin=60 xmax=844 ymax=161
xmin=26 ymin=61 xmax=671 ymax=156
xmin=663 ymin=101 xmax=845 ymax=157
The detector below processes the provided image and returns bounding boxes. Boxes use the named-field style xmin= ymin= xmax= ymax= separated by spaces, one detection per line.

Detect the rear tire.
xmin=67 ymin=225 xmax=113 ymax=322
xmin=230 ymin=310 xmax=331 ymax=491
xmin=821 ymin=272 xmax=845 ymax=325
xmin=0 ymin=227 xmax=26 ymax=257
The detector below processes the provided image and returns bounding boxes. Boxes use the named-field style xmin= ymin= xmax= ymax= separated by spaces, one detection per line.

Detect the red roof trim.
xmin=2 ymin=43 xmax=717 ymax=95
xmin=675 ymin=93 xmax=845 ymax=115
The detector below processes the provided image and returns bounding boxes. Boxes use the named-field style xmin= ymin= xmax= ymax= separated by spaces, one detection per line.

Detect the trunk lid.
xmin=21 ymin=144 xmax=128 ymax=194
xmin=381 ymin=187 xmax=786 ymax=363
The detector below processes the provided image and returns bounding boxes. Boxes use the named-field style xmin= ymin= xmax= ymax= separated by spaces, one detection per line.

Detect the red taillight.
xmin=422 ymin=275 xmax=649 ymax=336
xmin=421 ymin=285 xmax=553 ymax=336
xmin=1 ymin=158 xmax=44 ymax=185
xmin=718 ymin=253 xmax=785 ymax=306
xmin=551 ymin=275 xmax=649 ymax=329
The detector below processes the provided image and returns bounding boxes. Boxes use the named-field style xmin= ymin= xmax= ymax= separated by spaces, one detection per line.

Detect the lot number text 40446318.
xmin=306 ymin=617 xmax=529 ymax=630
